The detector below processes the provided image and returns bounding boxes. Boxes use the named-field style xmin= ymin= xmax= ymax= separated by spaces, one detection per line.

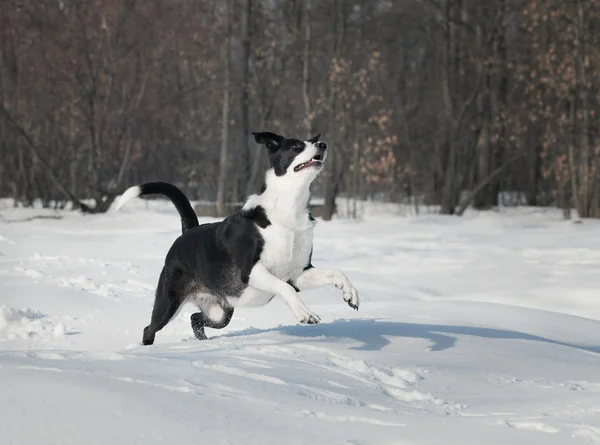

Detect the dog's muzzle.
xmin=294 ymin=142 xmax=327 ymax=172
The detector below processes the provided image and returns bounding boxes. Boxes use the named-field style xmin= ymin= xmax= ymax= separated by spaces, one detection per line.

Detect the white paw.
xmin=334 ymin=273 xmax=360 ymax=310
xmin=294 ymin=305 xmax=321 ymax=324
xmin=343 ymin=285 xmax=359 ymax=310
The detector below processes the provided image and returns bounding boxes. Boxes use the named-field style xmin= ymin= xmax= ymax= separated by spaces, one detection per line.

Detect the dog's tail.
xmin=114 ymin=182 xmax=199 ymax=233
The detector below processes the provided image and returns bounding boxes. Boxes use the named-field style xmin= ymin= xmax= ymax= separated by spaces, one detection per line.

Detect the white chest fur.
xmin=233 ymin=166 xmax=317 ymax=308
xmin=228 ymin=224 xmax=314 ymax=308
xmin=258 ymin=224 xmax=313 ymax=281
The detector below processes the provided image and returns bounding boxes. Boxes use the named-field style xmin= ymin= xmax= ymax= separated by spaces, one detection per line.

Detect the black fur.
xmin=136 ymin=181 xmax=199 ymax=233
xmin=139 ymin=195 xmax=271 ymax=345
xmin=242 ymin=205 xmax=271 ymax=229
xmin=304 ymin=247 xmax=314 ymax=270
xmin=287 ymin=280 xmax=300 ymax=292
xmin=190 ymin=310 xmax=233 ymax=340
xmin=126 ymin=131 xmax=333 ymax=345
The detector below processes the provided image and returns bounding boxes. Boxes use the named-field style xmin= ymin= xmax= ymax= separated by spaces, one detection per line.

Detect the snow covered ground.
xmin=1 ymin=200 xmax=600 ymax=445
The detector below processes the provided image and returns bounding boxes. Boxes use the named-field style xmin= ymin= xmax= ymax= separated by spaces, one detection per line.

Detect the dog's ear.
xmin=253 ymin=132 xmax=284 ymax=153
xmin=308 ymin=134 xmax=321 ymax=144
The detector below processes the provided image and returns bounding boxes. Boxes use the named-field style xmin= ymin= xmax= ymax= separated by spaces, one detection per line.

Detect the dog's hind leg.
xmin=142 ymin=268 xmax=188 ymax=345
xmin=190 ymin=303 xmax=234 ymax=340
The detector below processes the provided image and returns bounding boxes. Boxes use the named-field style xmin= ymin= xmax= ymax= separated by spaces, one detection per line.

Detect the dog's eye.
xmin=292 ymin=144 xmax=304 ymax=153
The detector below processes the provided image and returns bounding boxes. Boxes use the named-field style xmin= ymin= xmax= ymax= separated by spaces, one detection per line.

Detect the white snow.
xmin=1 ymin=200 xmax=600 ymax=444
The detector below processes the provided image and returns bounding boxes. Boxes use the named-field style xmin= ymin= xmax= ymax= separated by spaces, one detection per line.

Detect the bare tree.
xmin=1 ymin=0 xmax=599 ymax=219
xmin=217 ymin=0 xmax=232 ymax=218
xmin=302 ymin=0 xmax=313 ymax=139
xmin=321 ymin=0 xmax=346 ymax=221
xmin=240 ymin=0 xmax=252 ymax=197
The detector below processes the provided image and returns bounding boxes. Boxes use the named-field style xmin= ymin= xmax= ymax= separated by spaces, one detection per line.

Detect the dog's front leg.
xmin=248 ymin=263 xmax=321 ymax=324
xmin=294 ymin=268 xmax=359 ymax=310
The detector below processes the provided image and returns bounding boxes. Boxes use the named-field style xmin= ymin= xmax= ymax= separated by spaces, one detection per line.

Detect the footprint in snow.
xmin=504 ymin=419 xmax=560 ymax=434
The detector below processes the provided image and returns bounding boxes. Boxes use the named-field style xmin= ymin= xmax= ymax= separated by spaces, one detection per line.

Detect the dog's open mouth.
xmin=294 ymin=154 xmax=324 ymax=172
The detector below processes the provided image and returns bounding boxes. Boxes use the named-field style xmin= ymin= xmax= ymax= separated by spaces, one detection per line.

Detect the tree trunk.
xmin=473 ymin=18 xmax=492 ymax=210
xmin=576 ymin=0 xmax=592 ymax=217
xmin=322 ymin=0 xmax=345 ymax=221
xmin=456 ymin=154 xmax=522 ymax=216
xmin=491 ymin=0 xmax=508 ymax=207
xmin=240 ymin=0 xmax=252 ymax=198
xmin=439 ymin=0 xmax=458 ymax=215
xmin=568 ymin=100 xmax=581 ymax=218
xmin=302 ymin=0 xmax=313 ymax=138
xmin=216 ymin=3 xmax=232 ymax=218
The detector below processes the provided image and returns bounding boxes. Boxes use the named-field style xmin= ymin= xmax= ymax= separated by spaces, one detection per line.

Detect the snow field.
xmin=1 ymin=201 xmax=600 ymax=444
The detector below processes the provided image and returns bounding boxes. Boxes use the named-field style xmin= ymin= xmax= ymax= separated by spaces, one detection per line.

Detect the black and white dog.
xmin=115 ymin=132 xmax=359 ymax=345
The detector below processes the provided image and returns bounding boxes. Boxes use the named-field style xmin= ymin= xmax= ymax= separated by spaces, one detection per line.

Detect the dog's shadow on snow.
xmin=222 ymin=318 xmax=600 ymax=354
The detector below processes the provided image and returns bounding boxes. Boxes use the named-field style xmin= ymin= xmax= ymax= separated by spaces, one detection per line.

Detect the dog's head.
xmin=252 ymin=132 xmax=328 ymax=181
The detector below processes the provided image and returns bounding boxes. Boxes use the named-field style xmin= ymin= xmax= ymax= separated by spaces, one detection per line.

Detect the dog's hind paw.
xmin=191 ymin=312 xmax=208 ymax=340
xmin=142 ymin=326 xmax=155 ymax=345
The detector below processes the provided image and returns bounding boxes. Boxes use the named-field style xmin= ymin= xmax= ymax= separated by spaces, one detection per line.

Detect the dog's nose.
xmin=315 ymin=141 xmax=327 ymax=151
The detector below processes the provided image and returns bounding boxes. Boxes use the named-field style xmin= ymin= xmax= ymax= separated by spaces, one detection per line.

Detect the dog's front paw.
xmin=343 ymin=286 xmax=359 ymax=311
xmin=333 ymin=273 xmax=359 ymax=311
xmin=300 ymin=314 xmax=321 ymax=324
xmin=296 ymin=306 xmax=321 ymax=325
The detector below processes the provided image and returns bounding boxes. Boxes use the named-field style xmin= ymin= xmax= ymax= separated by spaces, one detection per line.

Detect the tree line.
xmin=1 ymin=0 xmax=599 ymax=219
